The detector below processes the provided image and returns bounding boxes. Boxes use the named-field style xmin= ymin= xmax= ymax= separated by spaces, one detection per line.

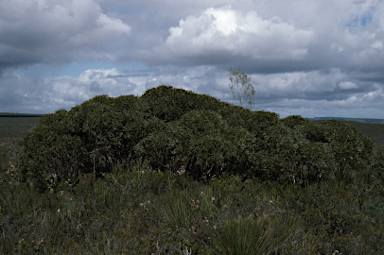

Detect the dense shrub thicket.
xmin=20 ymin=85 xmax=375 ymax=191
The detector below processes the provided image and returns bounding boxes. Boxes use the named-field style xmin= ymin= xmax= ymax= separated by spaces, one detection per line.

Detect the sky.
xmin=1 ymin=0 xmax=384 ymax=118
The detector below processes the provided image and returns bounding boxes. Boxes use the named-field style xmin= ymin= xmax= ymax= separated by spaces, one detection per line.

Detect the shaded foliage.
xmin=20 ymin=95 xmax=165 ymax=191
xmin=20 ymin=85 xmax=375 ymax=192
xmin=140 ymin=85 xmax=232 ymax=122
xmin=135 ymin=110 xmax=258 ymax=181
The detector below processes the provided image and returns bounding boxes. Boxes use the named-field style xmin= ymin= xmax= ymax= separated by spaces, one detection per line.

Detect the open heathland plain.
xmin=0 ymin=117 xmax=41 ymax=139
xmin=340 ymin=121 xmax=384 ymax=149
xmin=1 ymin=86 xmax=384 ymax=254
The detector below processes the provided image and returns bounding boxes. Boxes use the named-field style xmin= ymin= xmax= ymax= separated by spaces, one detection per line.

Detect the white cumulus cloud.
xmin=153 ymin=5 xmax=315 ymax=61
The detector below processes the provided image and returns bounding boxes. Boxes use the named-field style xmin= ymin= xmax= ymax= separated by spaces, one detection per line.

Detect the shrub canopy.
xmin=20 ymin=85 xmax=375 ymax=191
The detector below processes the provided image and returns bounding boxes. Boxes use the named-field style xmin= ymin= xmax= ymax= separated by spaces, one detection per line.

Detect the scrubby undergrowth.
xmin=1 ymin=155 xmax=384 ymax=254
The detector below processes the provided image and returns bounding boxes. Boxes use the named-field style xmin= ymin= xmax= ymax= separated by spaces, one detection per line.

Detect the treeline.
xmin=20 ymin=85 xmax=380 ymax=192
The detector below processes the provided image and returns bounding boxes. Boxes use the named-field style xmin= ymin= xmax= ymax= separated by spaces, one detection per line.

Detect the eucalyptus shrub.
xmin=135 ymin=110 xmax=258 ymax=180
xmin=20 ymin=85 xmax=376 ymax=191
xmin=20 ymin=95 xmax=166 ymax=191
xmin=250 ymin=123 xmax=333 ymax=184
xmin=21 ymin=109 xmax=86 ymax=191
xmin=281 ymin=115 xmax=309 ymax=129
xmin=140 ymin=85 xmax=234 ymax=122
xmin=221 ymin=108 xmax=279 ymax=138
xmin=317 ymin=120 xmax=373 ymax=163
xmin=67 ymin=101 xmax=144 ymax=170
xmin=235 ymin=116 xmax=374 ymax=185
xmin=298 ymin=119 xmax=374 ymax=182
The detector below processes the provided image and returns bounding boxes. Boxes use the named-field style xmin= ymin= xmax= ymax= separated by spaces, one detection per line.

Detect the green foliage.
xmin=222 ymin=108 xmax=279 ymax=137
xmin=135 ymin=110 xmax=258 ymax=181
xmin=251 ymin=123 xmax=328 ymax=184
xmin=140 ymin=85 xmax=233 ymax=122
xmin=282 ymin=115 xmax=309 ymax=129
xmin=20 ymin=95 xmax=165 ymax=191
xmin=371 ymin=148 xmax=384 ymax=184
xmin=20 ymin=109 xmax=86 ymax=191
xmin=19 ymin=85 xmax=376 ymax=193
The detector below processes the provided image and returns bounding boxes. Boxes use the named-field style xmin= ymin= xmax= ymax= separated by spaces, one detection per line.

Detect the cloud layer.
xmin=0 ymin=0 xmax=131 ymax=70
xmin=0 ymin=0 xmax=384 ymax=118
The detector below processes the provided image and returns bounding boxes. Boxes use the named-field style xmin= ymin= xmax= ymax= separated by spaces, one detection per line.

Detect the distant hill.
xmin=308 ymin=117 xmax=384 ymax=124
